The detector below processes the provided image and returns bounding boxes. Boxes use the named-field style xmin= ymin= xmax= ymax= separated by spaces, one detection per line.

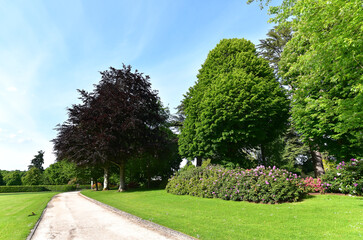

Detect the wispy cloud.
xmin=0 ymin=1 xmax=65 ymax=169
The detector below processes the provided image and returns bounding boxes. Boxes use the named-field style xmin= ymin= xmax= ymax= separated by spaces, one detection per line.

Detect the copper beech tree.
xmin=53 ymin=65 xmax=169 ymax=191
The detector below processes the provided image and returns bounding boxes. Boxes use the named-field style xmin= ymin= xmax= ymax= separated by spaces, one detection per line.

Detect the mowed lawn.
xmin=0 ymin=192 xmax=59 ymax=240
xmin=82 ymin=190 xmax=363 ymax=240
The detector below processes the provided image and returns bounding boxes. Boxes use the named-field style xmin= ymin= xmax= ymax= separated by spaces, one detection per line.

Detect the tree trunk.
xmin=118 ymin=161 xmax=126 ymax=192
xmin=95 ymin=178 xmax=99 ymax=191
xmin=310 ymin=148 xmax=325 ymax=177
xmin=260 ymin=144 xmax=266 ymax=166
xmin=103 ymin=167 xmax=109 ymax=190
xmin=147 ymin=162 xmax=151 ymax=189
xmin=196 ymin=157 xmax=202 ymax=167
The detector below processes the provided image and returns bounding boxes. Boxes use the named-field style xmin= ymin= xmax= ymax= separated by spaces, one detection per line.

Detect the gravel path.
xmin=31 ymin=191 xmax=194 ymax=240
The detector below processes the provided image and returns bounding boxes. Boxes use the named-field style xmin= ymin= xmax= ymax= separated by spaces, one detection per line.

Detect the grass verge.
xmin=0 ymin=191 xmax=59 ymax=240
xmin=82 ymin=189 xmax=362 ymax=240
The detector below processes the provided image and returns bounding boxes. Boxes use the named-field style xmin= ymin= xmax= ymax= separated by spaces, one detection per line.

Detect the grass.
xmin=82 ymin=189 xmax=363 ymax=240
xmin=0 ymin=191 xmax=59 ymax=240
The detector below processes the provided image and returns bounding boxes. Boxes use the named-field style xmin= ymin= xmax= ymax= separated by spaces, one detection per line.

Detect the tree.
xmin=179 ymin=38 xmax=289 ymax=167
xmin=43 ymin=161 xmax=76 ymax=185
xmin=22 ymin=167 xmax=43 ymax=185
xmin=53 ymin=65 xmax=169 ymax=191
xmin=4 ymin=171 xmax=22 ymax=186
xmin=126 ymin=127 xmax=181 ymax=188
xmin=248 ymin=0 xmax=362 ymax=175
xmin=28 ymin=150 xmax=45 ymax=171
xmin=257 ymin=25 xmax=292 ymax=79
xmin=257 ymin=27 xmax=317 ymax=175
xmin=0 ymin=171 xmax=5 ymax=185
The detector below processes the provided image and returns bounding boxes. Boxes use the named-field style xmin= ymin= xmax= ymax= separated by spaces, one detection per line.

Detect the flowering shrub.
xmin=92 ymin=182 xmax=102 ymax=190
xmin=166 ymin=165 xmax=307 ymax=204
xmin=321 ymin=158 xmax=362 ymax=195
xmin=303 ymin=177 xmax=329 ymax=193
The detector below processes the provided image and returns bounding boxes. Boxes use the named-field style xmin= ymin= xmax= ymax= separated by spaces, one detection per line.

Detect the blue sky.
xmin=0 ymin=0 xmax=277 ymax=170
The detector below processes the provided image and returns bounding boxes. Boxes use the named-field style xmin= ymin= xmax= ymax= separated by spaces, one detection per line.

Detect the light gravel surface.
xmin=31 ymin=191 xmax=195 ymax=240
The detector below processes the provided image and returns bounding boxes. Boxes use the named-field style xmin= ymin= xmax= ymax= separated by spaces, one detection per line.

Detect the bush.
xmin=166 ymin=165 xmax=307 ymax=204
xmin=321 ymin=158 xmax=362 ymax=195
xmin=303 ymin=177 xmax=329 ymax=193
xmin=44 ymin=185 xmax=76 ymax=192
xmin=76 ymin=184 xmax=91 ymax=190
xmin=0 ymin=186 xmax=46 ymax=193
xmin=0 ymin=185 xmax=77 ymax=193
xmin=92 ymin=182 xmax=103 ymax=190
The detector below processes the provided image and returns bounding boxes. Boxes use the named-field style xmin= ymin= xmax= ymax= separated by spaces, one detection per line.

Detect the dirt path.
xmin=31 ymin=191 xmax=193 ymax=240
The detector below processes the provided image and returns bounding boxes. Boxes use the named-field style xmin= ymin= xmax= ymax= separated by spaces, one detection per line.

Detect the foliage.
xmin=43 ymin=185 xmax=77 ymax=192
xmin=21 ymin=167 xmax=43 ymax=185
xmin=0 ymin=171 xmax=4 ymax=186
xmin=126 ymin=127 xmax=182 ymax=189
xmin=53 ymin=65 xmax=169 ymax=191
xmin=92 ymin=182 xmax=103 ymax=190
xmin=0 ymin=185 xmax=77 ymax=193
xmin=321 ymin=159 xmax=362 ymax=195
xmin=28 ymin=150 xmax=45 ymax=171
xmin=0 ymin=186 xmax=46 ymax=193
xmin=280 ymin=127 xmax=311 ymax=174
xmin=82 ymin=190 xmax=363 ymax=240
xmin=302 ymin=177 xmax=327 ymax=193
xmin=76 ymin=184 xmax=92 ymax=190
xmin=179 ymin=38 xmax=289 ymax=167
xmin=257 ymin=25 xmax=315 ymax=174
xmin=166 ymin=165 xmax=306 ymax=204
xmin=4 ymin=170 xmax=23 ymax=186
xmin=43 ymin=161 xmax=79 ymax=185
xmin=257 ymin=25 xmax=292 ymax=77
xmin=322 ymin=158 xmax=336 ymax=172
xmin=250 ymin=0 xmax=363 ymax=160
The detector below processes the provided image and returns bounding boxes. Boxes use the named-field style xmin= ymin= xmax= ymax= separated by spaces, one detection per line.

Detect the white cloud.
xmin=6 ymin=86 xmax=17 ymax=92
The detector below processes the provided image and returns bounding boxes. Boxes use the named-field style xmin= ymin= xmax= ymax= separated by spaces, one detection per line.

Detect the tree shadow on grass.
xmin=101 ymin=187 xmax=165 ymax=194
xmin=303 ymin=194 xmax=316 ymax=200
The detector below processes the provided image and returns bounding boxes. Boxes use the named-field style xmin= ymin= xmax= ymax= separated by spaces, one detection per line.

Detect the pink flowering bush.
xmin=303 ymin=177 xmax=329 ymax=193
xmin=166 ymin=165 xmax=307 ymax=204
xmin=321 ymin=158 xmax=362 ymax=195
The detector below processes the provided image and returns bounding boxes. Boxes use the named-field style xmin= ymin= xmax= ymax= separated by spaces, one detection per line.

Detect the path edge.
xmin=26 ymin=193 xmax=60 ymax=240
xmin=79 ymin=191 xmax=197 ymax=240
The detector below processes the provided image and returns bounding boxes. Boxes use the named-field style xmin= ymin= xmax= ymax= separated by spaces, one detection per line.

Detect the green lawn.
xmin=0 ymin=192 xmax=59 ymax=240
xmin=82 ymin=190 xmax=363 ymax=240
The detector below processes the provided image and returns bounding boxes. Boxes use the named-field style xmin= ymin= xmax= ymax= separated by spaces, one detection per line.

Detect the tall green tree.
xmin=249 ymin=0 xmax=362 ymax=172
xmin=257 ymin=27 xmax=315 ymax=174
xmin=4 ymin=171 xmax=22 ymax=186
xmin=22 ymin=167 xmax=43 ymax=185
xmin=0 ymin=171 xmax=4 ymax=185
xmin=28 ymin=150 xmax=45 ymax=171
xmin=257 ymin=25 xmax=292 ymax=79
xmin=179 ymin=38 xmax=289 ymax=167
xmin=43 ymin=161 xmax=76 ymax=185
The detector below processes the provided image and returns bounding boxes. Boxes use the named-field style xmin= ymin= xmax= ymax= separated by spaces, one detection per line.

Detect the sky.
xmin=0 ymin=0 xmax=277 ymax=170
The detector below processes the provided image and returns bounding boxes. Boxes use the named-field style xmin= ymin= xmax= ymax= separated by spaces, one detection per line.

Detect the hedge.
xmin=0 ymin=185 xmax=77 ymax=193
